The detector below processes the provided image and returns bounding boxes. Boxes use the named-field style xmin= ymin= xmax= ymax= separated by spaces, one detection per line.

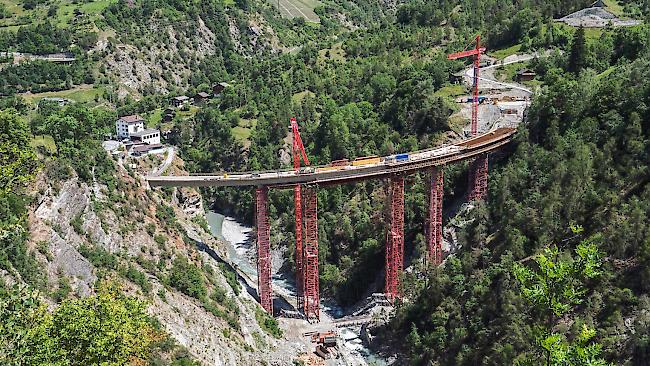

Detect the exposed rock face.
xmin=99 ymin=13 xmax=281 ymax=99
xmin=24 ymin=153 xmax=299 ymax=365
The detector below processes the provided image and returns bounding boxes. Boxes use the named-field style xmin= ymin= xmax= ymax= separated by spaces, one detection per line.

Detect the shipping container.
xmin=330 ymin=159 xmax=349 ymax=167
xmin=395 ymin=153 xmax=409 ymax=161
xmin=316 ymin=166 xmax=339 ymax=173
xmin=352 ymin=156 xmax=381 ymax=166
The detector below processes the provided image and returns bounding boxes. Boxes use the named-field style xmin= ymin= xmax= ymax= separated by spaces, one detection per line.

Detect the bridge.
xmin=147 ymin=127 xmax=517 ymax=321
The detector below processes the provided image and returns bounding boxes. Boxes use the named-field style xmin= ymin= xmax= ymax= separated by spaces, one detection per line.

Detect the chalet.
xmin=449 ymin=70 xmax=465 ymax=84
xmin=516 ymin=68 xmax=536 ymax=82
xmin=131 ymin=143 xmax=163 ymax=156
xmin=40 ymin=97 xmax=72 ymax=107
xmin=162 ymin=108 xmax=175 ymax=122
xmin=116 ymin=115 xmax=145 ymax=140
xmin=193 ymin=91 xmax=210 ymax=105
xmin=212 ymin=82 xmax=231 ymax=96
xmin=171 ymin=95 xmax=190 ymax=108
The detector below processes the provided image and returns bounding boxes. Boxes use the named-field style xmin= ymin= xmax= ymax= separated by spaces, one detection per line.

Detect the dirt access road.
xmin=456 ymin=51 xmax=549 ymax=134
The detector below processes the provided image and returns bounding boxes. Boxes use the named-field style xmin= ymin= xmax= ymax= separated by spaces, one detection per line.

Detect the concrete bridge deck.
xmin=147 ymin=127 xmax=516 ymax=188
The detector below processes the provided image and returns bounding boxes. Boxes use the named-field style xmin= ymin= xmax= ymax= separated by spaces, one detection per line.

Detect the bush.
xmin=122 ymin=265 xmax=152 ymax=294
xmin=219 ymin=263 xmax=241 ymax=295
xmin=169 ymin=257 xmax=206 ymax=299
xmin=78 ymin=244 xmax=117 ymax=269
xmin=255 ymin=308 xmax=282 ymax=338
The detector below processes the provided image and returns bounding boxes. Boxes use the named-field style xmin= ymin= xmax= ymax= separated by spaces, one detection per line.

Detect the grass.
xmin=603 ymin=0 xmax=625 ymax=17
xmin=495 ymin=61 xmax=529 ymax=82
xmin=232 ymin=118 xmax=257 ymax=144
xmin=56 ymin=0 xmax=115 ymax=27
xmin=148 ymin=108 xmax=163 ymax=128
xmin=434 ymin=84 xmax=466 ymax=98
xmin=596 ymin=65 xmax=618 ymax=80
xmin=0 ymin=0 xmax=116 ymax=29
xmin=31 ymin=135 xmax=57 ymax=155
xmin=291 ymin=90 xmax=315 ymax=103
xmin=488 ymin=43 xmax=522 ymax=60
xmin=318 ymin=42 xmax=346 ymax=64
xmin=269 ymin=0 xmax=321 ymax=22
xmin=22 ymin=86 xmax=104 ymax=104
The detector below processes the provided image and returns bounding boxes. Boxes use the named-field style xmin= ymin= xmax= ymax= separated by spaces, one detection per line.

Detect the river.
xmin=205 ymin=210 xmax=387 ymax=365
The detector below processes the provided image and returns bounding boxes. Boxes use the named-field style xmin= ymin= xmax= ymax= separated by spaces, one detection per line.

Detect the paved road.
xmin=463 ymin=53 xmax=536 ymax=95
xmin=150 ymin=147 xmax=175 ymax=177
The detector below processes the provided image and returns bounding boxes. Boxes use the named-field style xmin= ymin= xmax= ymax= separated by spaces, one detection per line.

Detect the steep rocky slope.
xmin=22 ymin=151 xmax=300 ymax=365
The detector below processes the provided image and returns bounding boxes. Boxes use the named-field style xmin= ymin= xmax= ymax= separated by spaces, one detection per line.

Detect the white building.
xmin=130 ymin=129 xmax=161 ymax=145
xmin=116 ymin=115 xmax=145 ymax=140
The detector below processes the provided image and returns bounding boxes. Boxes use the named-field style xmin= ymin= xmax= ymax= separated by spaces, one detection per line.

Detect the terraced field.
xmin=268 ymin=0 xmax=320 ymax=22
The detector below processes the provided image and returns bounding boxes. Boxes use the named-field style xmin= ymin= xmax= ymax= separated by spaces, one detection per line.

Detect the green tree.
xmin=1 ymin=283 xmax=161 ymax=365
xmin=514 ymin=230 xmax=610 ymax=366
xmin=0 ymin=109 xmax=38 ymax=191
xmin=568 ymin=27 xmax=587 ymax=74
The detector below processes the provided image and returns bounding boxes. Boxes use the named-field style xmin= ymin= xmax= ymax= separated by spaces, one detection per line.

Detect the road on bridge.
xmin=147 ymin=128 xmax=516 ymax=188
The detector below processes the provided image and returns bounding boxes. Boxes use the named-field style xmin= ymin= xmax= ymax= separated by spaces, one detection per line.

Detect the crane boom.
xmin=447 ymin=47 xmax=486 ymax=60
xmin=447 ymin=35 xmax=485 ymax=136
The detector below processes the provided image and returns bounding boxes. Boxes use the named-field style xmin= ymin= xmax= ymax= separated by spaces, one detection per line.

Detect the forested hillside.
xmin=2 ymin=0 xmax=650 ymax=364
xmin=387 ymin=21 xmax=650 ymax=366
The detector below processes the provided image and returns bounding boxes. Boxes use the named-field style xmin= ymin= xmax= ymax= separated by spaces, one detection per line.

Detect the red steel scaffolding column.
xmin=303 ymin=186 xmax=320 ymax=321
xmin=255 ymin=186 xmax=273 ymax=314
xmin=294 ymin=185 xmax=304 ymax=310
xmin=467 ymin=154 xmax=488 ymax=202
xmin=385 ymin=175 xmax=404 ymax=302
xmin=426 ymin=167 xmax=444 ymax=266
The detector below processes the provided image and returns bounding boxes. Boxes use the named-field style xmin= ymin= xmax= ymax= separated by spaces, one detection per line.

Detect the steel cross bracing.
xmin=427 ymin=167 xmax=444 ymax=266
xmin=303 ymin=186 xmax=320 ymax=321
xmin=467 ymin=154 xmax=488 ymax=201
xmin=291 ymin=117 xmax=310 ymax=310
xmin=385 ymin=175 xmax=405 ymax=302
xmin=255 ymin=187 xmax=273 ymax=314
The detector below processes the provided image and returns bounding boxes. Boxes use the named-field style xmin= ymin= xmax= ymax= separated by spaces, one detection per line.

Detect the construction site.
xmin=149 ymin=35 xmax=532 ymax=365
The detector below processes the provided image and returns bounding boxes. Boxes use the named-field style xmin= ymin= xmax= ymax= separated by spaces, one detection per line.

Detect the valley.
xmin=2 ymin=0 xmax=650 ymax=365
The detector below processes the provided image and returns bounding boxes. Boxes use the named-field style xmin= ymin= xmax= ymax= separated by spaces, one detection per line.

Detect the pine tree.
xmin=568 ymin=27 xmax=587 ymax=74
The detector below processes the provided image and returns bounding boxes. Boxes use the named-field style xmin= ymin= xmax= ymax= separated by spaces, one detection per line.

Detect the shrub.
xmin=169 ymin=257 xmax=206 ymax=299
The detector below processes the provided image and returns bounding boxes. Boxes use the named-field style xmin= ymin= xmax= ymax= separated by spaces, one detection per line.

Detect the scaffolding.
xmin=303 ymin=186 xmax=320 ymax=321
xmin=294 ymin=185 xmax=304 ymax=310
xmin=255 ymin=187 xmax=273 ymax=314
xmin=427 ymin=167 xmax=444 ymax=266
xmin=467 ymin=154 xmax=488 ymax=202
xmin=385 ymin=175 xmax=404 ymax=302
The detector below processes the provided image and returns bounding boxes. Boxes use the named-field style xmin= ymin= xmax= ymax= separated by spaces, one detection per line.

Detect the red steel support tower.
xmin=303 ymin=186 xmax=320 ymax=321
xmin=290 ymin=118 xmax=310 ymax=309
xmin=385 ymin=175 xmax=405 ymax=301
xmin=255 ymin=186 xmax=273 ymax=314
xmin=467 ymin=155 xmax=488 ymax=201
xmin=426 ymin=167 xmax=444 ymax=266
xmin=448 ymin=35 xmax=489 ymax=201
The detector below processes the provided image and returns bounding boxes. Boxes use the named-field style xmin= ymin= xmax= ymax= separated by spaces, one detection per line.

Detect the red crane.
xmin=447 ymin=35 xmax=486 ymax=136
xmin=448 ymin=35 xmax=489 ymax=201
xmin=290 ymin=117 xmax=309 ymax=311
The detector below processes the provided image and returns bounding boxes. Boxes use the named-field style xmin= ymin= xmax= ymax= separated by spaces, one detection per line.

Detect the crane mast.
xmin=447 ymin=35 xmax=486 ymax=136
xmin=290 ymin=117 xmax=309 ymax=311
